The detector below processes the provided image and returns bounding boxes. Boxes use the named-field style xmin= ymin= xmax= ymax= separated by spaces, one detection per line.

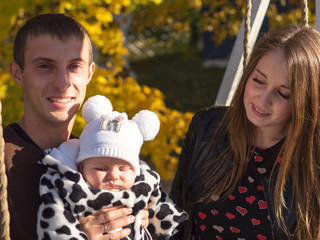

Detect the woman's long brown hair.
xmin=201 ymin=25 xmax=320 ymax=239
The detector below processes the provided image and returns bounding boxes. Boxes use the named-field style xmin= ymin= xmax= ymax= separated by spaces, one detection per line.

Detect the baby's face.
xmin=80 ymin=157 xmax=135 ymax=191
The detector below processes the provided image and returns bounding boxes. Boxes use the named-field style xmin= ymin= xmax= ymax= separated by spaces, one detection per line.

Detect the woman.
xmin=170 ymin=25 xmax=320 ymax=239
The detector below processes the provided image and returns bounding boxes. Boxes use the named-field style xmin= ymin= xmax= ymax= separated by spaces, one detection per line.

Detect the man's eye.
xmin=70 ymin=65 xmax=80 ymax=70
xmin=39 ymin=64 xmax=50 ymax=69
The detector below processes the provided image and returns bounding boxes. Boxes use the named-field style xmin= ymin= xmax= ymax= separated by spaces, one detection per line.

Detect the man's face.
xmin=12 ymin=34 xmax=95 ymax=127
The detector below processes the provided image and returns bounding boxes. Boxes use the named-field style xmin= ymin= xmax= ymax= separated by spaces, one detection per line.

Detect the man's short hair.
xmin=13 ymin=13 xmax=93 ymax=70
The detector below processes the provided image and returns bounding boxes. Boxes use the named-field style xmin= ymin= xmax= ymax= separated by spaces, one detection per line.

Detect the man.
xmin=4 ymin=13 xmax=139 ymax=240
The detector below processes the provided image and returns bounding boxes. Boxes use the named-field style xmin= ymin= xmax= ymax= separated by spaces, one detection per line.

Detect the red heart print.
xmin=251 ymin=218 xmax=261 ymax=225
xmin=254 ymin=156 xmax=263 ymax=162
xmin=238 ymin=186 xmax=247 ymax=193
xmin=257 ymin=167 xmax=267 ymax=174
xmin=257 ymin=185 xmax=263 ymax=191
xmin=216 ymin=236 xmax=223 ymax=240
xmin=277 ymin=157 xmax=282 ymax=164
xmin=211 ymin=194 xmax=220 ymax=201
xmin=248 ymin=176 xmax=255 ymax=183
xmin=226 ymin=212 xmax=235 ymax=219
xmin=230 ymin=227 xmax=240 ymax=233
xmin=245 ymin=196 xmax=256 ymax=205
xmin=198 ymin=212 xmax=207 ymax=220
xmin=211 ymin=209 xmax=219 ymax=215
xmin=229 ymin=194 xmax=235 ymax=200
xmin=257 ymin=234 xmax=267 ymax=240
xmin=213 ymin=225 xmax=224 ymax=233
xmin=200 ymin=225 xmax=206 ymax=231
xmin=236 ymin=206 xmax=247 ymax=216
xmin=258 ymin=200 xmax=267 ymax=209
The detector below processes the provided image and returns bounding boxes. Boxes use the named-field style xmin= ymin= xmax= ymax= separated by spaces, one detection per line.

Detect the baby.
xmin=37 ymin=95 xmax=188 ymax=240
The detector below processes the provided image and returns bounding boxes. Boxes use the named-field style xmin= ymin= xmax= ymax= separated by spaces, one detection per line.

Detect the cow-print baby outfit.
xmin=192 ymin=138 xmax=284 ymax=240
xmin=37 ymin=154 xmax=188 ymax=240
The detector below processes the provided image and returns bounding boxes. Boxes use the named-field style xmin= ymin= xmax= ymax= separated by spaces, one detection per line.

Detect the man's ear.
xmin=9 ymin=61 xmax=23 ymax=87
xmin=87 ymin=62 xmax=95 ymax=84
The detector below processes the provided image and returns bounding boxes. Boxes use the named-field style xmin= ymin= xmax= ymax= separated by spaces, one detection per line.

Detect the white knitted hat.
xmin=76 ymin=95 xmax=160 ymax=176
xmin=47 ymin=138 xmax=80 ymax=171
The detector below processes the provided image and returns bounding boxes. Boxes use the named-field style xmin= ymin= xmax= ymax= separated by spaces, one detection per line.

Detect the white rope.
xmin=243 ymin=0 xmax=252 ymax=68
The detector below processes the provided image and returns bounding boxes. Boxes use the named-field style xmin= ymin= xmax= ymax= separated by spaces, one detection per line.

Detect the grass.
xmin=130 ymin=51 xmax=226 ymax=114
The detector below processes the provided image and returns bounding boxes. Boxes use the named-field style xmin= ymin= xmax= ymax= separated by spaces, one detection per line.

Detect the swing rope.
xmin=243 ymin=0 xmax=309 ymax=68
xmin=243 ymin=0 xmax=252 ymax=68
xmin=0 ymin=101 xmax=10 ymax=240
xmin=0 ymin=0 xmax=311 ymax=239
xmin=301 ymin=0 xmax=309 ymax=27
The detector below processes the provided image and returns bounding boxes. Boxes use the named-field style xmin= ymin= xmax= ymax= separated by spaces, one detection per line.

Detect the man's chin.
xmin=46 ymin=115 xmax=75 ymax=126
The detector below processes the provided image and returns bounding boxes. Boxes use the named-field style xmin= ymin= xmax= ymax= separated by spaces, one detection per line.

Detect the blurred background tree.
xmin=0 ymin=0 xmax=316 ymax=185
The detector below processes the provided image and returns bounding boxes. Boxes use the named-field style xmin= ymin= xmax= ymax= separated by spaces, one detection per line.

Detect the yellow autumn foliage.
xmin=0 ymin=0 xmax=316 ymax=181
xmin=132 ymin=0 xmax=316 ymax=48
xmin=0 ymin=0 xmax=193 ymax=181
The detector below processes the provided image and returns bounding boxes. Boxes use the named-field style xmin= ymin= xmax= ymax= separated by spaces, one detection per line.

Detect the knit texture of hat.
xmin=47 ymin=139 xmax=80 ymax=171
xmin=76 ymin=95 xmax=160 ymax=176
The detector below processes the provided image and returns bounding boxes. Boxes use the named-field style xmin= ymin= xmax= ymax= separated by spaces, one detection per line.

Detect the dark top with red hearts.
xmin=192 ymin=139 xmax=284 ymax=240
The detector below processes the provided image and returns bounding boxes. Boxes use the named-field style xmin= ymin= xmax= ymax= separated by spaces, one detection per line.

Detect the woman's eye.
xmin=253 ymin=77 xmax=262 ymax=84
xmin=278 ymin=91 xmax=290 ymax=100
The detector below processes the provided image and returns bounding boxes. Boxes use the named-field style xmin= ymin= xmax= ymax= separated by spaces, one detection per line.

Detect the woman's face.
xmin=243 ymin=50 xmax=291 ymax=139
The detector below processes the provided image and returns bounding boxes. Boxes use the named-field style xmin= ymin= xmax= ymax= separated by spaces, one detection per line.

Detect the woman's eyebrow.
xmin=255 ymin=68 xmax=267 ymax=78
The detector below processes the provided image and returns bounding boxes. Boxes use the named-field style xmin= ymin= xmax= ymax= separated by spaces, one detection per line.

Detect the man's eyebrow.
xmin=32 ymin=57 xmax=86 ymax=63
xmin=69 ymin=58 xmax=86 ymax=63
xmin=32 ymin=57 xmax=54 ymax=63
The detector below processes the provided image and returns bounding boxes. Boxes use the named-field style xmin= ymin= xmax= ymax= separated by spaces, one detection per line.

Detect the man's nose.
xmin=52 ymin=69 xmax=71 ymax=91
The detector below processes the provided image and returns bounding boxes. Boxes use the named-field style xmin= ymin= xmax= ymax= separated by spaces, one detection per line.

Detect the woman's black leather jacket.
xmin=170 ymin=106 xmax=296 ymax=240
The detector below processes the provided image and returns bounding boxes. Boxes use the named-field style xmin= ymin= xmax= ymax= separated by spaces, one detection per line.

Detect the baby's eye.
xmin=119 ymin=166 xmax=131 ymax=171
xmin=95 ymin=168 xmax=106 ymax=171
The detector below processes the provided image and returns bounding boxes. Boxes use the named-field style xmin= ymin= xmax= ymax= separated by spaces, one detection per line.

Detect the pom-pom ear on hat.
xmin=82 ymin=95 xmax=113 ymax=123
xmin=77 ymin=95 xmax=160 ymax=177
xmin=132 ymin=110 xmax=160 ymax=141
